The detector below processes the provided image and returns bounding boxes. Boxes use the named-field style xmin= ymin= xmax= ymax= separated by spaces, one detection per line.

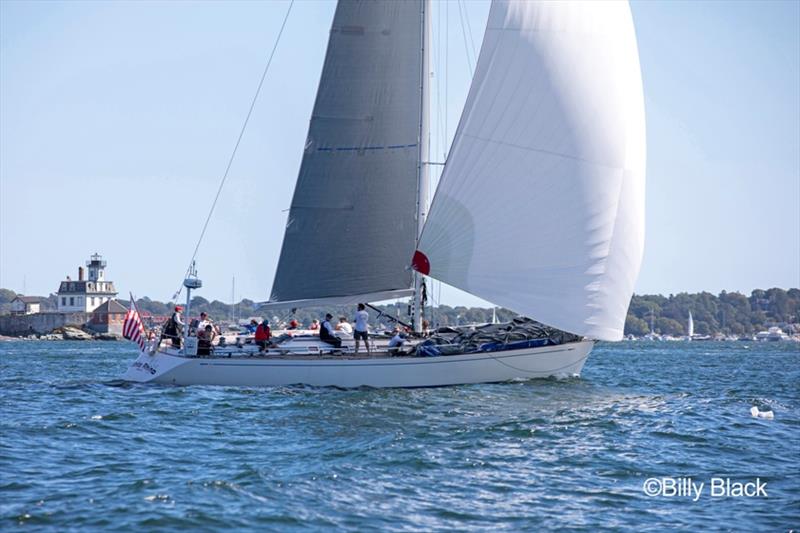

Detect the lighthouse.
xmin=56 ymin=253 xmax=119 ymax=313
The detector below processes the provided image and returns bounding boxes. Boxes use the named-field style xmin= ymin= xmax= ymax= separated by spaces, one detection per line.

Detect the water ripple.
xmin=1 ymin=341 xmax=798 ymax=530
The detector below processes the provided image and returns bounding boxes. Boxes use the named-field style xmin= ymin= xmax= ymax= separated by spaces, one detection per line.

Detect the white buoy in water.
xmin=750 ymin=406 xmax=775 ymax=419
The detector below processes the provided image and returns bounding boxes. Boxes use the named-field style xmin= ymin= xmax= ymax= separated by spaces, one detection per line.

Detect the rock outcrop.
xmin=52 ymin=326 xmax=93 ymax=341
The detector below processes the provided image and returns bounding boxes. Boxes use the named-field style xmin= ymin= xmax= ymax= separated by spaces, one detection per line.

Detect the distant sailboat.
xmin=124 ymin=0 xmax=646 ymax=387
xmin=687 ymin=311 xmax=711 ymax=341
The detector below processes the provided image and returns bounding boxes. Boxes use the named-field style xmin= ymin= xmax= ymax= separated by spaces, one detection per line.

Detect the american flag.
xmin=123 ymin=295 xmax=146 ymax=351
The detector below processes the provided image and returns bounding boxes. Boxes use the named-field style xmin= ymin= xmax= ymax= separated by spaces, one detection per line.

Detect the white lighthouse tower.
xmin=56 ymin=253 xmax=119 ymax=313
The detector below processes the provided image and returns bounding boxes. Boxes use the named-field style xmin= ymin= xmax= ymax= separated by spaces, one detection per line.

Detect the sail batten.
xmin=416 ymin=0 xmax=646 ymax=341
xmin=268 ymin=0 xmax=424 ymax=305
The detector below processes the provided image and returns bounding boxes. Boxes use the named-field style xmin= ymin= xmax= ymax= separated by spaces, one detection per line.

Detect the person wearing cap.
xmin=255 ymin=319 xmax=272 ymax=352
xmin=319 ymin=313 xmax=342 ymax=348
xmin=162 ymin=305 xmax=184 ymax=348
xmin=288 ymin=319 xmax=299 ymax=330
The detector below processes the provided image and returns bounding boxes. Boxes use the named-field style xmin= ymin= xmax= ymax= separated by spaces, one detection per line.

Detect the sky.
xmin=1 ymin=0 xmax=798 ymax=307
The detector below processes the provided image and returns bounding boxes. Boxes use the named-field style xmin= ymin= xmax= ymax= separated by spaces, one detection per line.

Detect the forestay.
xmin=269 ymin=0 xmax=423 ymax=305
xmin=414 ymin=0 xmax=646 ymax=340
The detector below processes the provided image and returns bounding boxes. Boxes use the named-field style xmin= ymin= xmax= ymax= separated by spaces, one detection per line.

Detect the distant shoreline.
xmin=1 ymin=287 xmax=798 ymax=339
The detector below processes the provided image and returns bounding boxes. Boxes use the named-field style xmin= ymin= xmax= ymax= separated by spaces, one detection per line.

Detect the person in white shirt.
xmin=196 ymin=312 xmax=219 ymax=337
xmin=353 ymin=303 xmax=370 ymax=355
xmin=388 ymin=330 xmax=406 ymax=354
xmin=336 ymin=316 xmax=353 ymax=334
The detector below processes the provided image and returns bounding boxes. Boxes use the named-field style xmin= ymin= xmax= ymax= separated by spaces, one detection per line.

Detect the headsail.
xmin=414 ymin=0 xmax=646 ymax=341
xmin=268 ymin=0 xmax=424 ymax=306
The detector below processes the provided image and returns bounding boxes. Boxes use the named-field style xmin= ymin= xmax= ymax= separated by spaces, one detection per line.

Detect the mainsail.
xmin=267 ymin=0 xmax=424 ymax=308
xmin=414 ymin=0 xmax=646 ymax=340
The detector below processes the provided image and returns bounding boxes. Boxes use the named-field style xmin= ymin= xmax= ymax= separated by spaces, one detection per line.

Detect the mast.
xmin=413 ymin=0 xmax=431 ymax=333
xmin=182 ymin=261 xmax=202 ymax=355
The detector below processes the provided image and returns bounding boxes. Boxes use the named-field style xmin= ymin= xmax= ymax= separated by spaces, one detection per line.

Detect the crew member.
xmin=353 ymin=303 xmax=370 ymax=355
xmin=162 ymin=305 xmax=184 ymax=348
xmin=197 ymin=324 xmax=216 ymax=356
xmin=319 ymin=313 xmax=342 ymax=348
xmin=255 ymin=319 xmax=271 ymax=352
xmin=336 ymin=316 xmax=353 ymax=334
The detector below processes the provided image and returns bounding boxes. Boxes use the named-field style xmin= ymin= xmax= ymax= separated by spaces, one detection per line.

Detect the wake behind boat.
xmin=123 ymin=0 xmax=646 ymax=388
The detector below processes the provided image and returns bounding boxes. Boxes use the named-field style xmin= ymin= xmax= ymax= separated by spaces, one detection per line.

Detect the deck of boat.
xmin=189 ymin=351 xmax=410 ymax=361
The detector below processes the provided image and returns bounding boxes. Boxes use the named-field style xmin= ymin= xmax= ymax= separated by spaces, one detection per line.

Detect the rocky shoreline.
xmin=0 ymin=326 xmax=121 ymax=342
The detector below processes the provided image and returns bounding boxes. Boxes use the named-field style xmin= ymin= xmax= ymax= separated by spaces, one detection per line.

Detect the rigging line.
xmin=456 ymin=0 xmax=474 ymax=76
xmin=445 ymin=0 xmax=449 ymax=162
xmin=458 ymin=0 xmax=478 ymax=67
xmin=437 ymin=280 xmax=442 ymax=326
xmin=433 ymin=2 xmax=440 ymax=165
xmin=432 ymin=0 xmax=444 ymax=206
xmin=439 ymin=2 xmax=447 ymax=163
xmin=171 ymin=0 xmax=295 ymax=302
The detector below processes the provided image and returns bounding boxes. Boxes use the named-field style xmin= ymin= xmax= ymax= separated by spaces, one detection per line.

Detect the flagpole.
xmin=129 ymin=292 xmax=149 ymax=337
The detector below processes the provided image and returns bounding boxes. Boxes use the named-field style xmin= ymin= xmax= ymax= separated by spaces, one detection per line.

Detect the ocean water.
xmin=1 ymin=341 xmax=798 ymax=531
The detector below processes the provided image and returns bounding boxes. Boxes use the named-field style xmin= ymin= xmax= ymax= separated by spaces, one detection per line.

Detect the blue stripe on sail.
xmin=387 ymin=144 xmax=412 ymax=149
xmin=316 ymin=143 xmax=417 ymax=152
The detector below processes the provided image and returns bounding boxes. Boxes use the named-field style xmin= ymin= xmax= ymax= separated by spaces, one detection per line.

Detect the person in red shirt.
xmin=255 ymin=319 xmax=271 ymax=352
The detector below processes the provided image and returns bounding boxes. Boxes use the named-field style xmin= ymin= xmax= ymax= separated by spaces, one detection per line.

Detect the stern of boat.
xmin=122 ymin=347 xmax=190 ymax=384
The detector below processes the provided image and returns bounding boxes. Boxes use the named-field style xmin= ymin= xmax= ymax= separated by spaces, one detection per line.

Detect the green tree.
xmin=655 ymin=317 xmax=684 ymax=336
xmin=0 ymin=288 xmax=16 ymax=303
xmin=624 ymin=314 xmax=649 ymax=336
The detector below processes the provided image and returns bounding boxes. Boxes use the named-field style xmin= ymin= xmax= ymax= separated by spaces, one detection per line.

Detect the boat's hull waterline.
xmin=123 ymin=340 xmax=594 ymax=388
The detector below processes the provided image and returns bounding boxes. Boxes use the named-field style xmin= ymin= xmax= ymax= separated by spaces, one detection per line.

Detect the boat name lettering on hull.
xmin=132 ymin=361 xmax=157 ymax=375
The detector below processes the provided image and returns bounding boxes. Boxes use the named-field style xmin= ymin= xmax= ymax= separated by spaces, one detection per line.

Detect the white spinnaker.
xmin=415 ymin=0 xmax=646 ymax=340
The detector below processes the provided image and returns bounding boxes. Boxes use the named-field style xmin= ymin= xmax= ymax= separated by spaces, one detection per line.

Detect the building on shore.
xmin=10 ymin=296 xmax=43 ymax=315
xmin=88 ymin=299 xmax=128 ymax=335
xmin=56 ymin=253 xmax=118 ymax=313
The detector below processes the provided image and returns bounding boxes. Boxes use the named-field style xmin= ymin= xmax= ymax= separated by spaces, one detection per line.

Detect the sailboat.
xmin=123 ymin=0 xmax=646 ymax=387
xmin=686 ymin=311 xmax=712 ymax=341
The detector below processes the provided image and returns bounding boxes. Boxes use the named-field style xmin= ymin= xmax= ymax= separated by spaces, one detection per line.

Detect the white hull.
xmin=123 ymin=340 xmax=594 ymax=388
